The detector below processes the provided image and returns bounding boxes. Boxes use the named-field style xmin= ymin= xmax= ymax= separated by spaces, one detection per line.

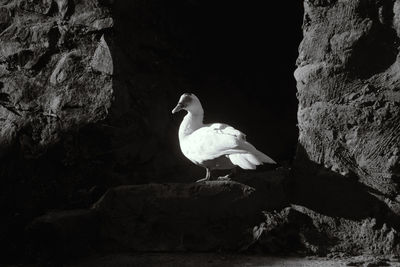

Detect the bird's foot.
xmin=196 ymin=177 xmax=210 ymax=183
xmin=217 ymin=174 xmax=232 ymax=181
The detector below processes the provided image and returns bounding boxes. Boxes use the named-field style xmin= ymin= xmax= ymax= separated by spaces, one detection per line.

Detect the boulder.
xmin=24 ymin=168 xmax=289 ymax=260
xmin=93 ymin=181 xmax=266 ymax=251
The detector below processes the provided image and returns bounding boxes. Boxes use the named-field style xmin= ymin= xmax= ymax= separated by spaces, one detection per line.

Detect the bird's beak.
xmin=172 ymin=103 xmax=184 ymax=114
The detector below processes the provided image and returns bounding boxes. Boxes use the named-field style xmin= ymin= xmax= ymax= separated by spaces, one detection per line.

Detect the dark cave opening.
xmin=111 ymin=0 xmax=304 ymax=181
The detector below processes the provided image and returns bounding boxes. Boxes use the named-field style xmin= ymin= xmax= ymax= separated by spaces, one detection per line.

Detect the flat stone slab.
xmin=93 ymin=181 xmax=265 ymax=251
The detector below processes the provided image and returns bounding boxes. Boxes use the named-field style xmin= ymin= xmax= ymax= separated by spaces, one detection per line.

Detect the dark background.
xmin=111 ymin=0 xmax=304 ymax=181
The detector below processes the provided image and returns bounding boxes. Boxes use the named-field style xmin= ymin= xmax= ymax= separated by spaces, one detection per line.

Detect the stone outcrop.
xmin=295 ymin=0 xmax=400 ymax=198
xmin=293 ymin=0 xmax=400 ymax=257
xmin=0 ymin=0 xmax=113 ymax=158
xmin=0 ymin=0 xmax=113 ymax=262
xmin=93 ymin=181 xmax=267 ymax=252
xmin=25 ymin=177 xmax=287 ymax=260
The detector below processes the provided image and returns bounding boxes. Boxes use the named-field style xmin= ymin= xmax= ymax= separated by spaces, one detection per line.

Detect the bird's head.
xmin=172 ymin=93 xmax=203 ymax=115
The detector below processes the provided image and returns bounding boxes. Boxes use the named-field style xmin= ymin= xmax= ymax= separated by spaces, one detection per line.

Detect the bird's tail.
xmin=228 ymin=150 xmax=276 ymax=170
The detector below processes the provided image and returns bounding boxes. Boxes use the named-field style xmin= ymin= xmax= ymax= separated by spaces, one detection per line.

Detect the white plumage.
xmin=172 ymin=93 xmax=276 ymax=181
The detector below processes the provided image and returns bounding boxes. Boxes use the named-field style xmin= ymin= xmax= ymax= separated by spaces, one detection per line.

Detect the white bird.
xmin=172 ymin=93 xmax=276 ymax=182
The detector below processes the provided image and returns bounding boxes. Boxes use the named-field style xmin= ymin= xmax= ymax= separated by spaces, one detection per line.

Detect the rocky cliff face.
xmin=0 ymin=0 xmax=113 ymax=157
xmin=0 ymin=0 xmax=114 ymax=210
xmin=293 ymin=0 xmax=400 ymax=255
xmin=0 ymin=0 xmax=114 ymax=261
xmin=295 ymin=0 xmax=400 ymax=198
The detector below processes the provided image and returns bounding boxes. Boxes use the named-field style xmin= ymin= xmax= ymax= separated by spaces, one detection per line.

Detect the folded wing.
xmin=187 ymin=123 xmax=276 ymax=169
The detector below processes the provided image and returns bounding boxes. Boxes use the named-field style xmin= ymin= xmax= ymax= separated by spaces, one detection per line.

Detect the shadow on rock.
xmin=291 ymin=146 xmax=399 ymax=227
xmin=283 ymin=145 xmax=400 ymax=255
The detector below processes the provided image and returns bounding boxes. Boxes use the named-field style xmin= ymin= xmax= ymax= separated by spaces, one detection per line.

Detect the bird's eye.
xmin=181 ymin=97 xmax=192 ymax=105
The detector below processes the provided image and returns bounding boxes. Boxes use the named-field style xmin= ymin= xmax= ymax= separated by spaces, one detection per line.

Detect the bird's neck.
xmin=179 ymin=111 xmax=204 ymax=140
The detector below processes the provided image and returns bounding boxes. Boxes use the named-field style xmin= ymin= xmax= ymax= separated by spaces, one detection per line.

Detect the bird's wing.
xmin=185 ymin=123 xmax=255 ymax=160
xmin=207 ymin=123 xmax=247 ymax=140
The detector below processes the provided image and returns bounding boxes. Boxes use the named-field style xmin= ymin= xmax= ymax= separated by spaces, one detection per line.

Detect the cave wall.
xmin=291 ymin=0 xmax=400 ymax=255
xmin=0 ymin=0 xmax=114 ymax=261
xmin=0 ymin=0 xmax=113 ymax=156
xmin=295 ymin=0 xmax=400 ymax=204
xmin=0 ymin=0 xmax=114 ymax=190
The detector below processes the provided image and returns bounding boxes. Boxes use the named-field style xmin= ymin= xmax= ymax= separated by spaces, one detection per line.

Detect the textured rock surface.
xmin=295 ymin=0 xmax=400 ymax=197
xmin=0 ymin=0 xmax=113 ymax=157
xmin=293 ymin=0 xmax=400 ymax=256
xmin=93 ymin=181 xmax=266 ymax=252
xmin=0 ymin=0 xmax=112 ymax=261
xmin=23 ymin=169 xmax=288 ymax=261
xmin=258 ymin=206 xmax=400 ymax=256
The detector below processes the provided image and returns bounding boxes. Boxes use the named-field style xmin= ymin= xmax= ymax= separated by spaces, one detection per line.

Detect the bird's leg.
xmin=196 ymin=168 xmax=211 ymax=183
xmin=217 ymin=167 xmax=237 ymax=181
xmin=206 ymin=168 xmax=211 ymax=179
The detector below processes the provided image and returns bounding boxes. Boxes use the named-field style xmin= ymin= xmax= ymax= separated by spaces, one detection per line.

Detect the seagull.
xmin=172 ymin=93 xmax=276 ymax=182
